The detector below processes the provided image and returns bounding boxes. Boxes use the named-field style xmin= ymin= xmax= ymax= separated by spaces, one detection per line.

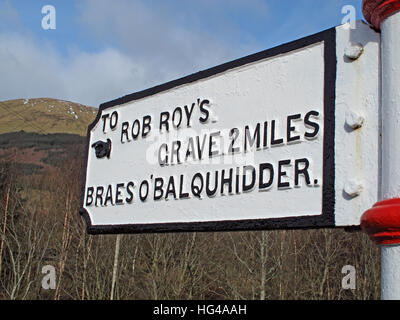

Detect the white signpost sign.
xmin=80 ymin=21 xmax=380 ymax=234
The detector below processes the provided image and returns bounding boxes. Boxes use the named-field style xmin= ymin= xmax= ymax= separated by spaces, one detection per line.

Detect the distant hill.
xmin=0 ymin=98 xmax=97 ymax=174
xmin=0 ymin=131 xmax=87 ymax=173
xmin=0 ymin=98 xmax=97 ymax=136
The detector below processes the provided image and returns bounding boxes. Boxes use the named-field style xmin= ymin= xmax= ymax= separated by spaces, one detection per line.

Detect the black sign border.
xmin=79 ymin=27 xmax=336 ymax=235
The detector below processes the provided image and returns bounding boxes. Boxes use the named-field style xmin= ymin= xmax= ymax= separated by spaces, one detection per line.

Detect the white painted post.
xmin=380 ymin=10 xmax=400 ymax=301
xmin=381 ymin=245 xmax=400 ymax=298
xmin=361 ymin=0 xmax=400 ymax=300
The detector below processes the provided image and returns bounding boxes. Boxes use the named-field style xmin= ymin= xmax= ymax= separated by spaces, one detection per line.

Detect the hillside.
xmin=0 ymin=98 xmax=97 ymax=136
xmin=0 ymin=131 xmax=86 ymax=173
xmin=0 ymin=98 xmax=96 ymax=174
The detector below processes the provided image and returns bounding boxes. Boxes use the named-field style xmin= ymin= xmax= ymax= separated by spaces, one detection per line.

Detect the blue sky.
xmin=0 ymin=0 xmax=364 ymax=106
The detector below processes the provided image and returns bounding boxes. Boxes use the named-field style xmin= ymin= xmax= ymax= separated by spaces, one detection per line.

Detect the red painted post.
xmin=361 ymin=199 xmax=400 ymax=245
xmin=362 ymin=0 xmax=400 ymax=29
xmin=361 ymin=0 xmax=400 ymax=300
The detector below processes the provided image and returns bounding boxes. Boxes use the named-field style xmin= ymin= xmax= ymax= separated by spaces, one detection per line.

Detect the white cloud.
xmin=0 ymin=32 xmax=146 ymax=106
xmin=76 ymin=0 xmax=249 ymax=82
xmin=0 ymin=0 xmax=266 ymax=106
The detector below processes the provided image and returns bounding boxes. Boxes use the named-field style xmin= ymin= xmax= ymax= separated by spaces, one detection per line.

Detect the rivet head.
xmin=345 ymin=110 xmax=364 ymax=130
xmin=344 ymin=43 xmax=364 ymax=60
xmin=344 ymin=180 xmax=363 ymax=198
